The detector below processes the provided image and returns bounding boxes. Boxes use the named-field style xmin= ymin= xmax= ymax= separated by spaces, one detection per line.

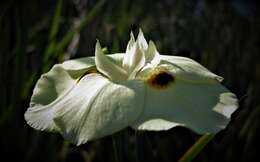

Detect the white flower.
xmin=25 ymin=29 xmax=238 ymax=145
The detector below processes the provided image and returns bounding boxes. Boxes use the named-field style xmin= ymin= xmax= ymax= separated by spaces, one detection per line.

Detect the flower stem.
xmin=178 ymin=133 xmax=215 ymax=162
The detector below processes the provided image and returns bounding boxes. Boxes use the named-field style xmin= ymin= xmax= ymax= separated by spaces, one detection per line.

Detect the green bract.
xmin=25 ymin=29 xmax=238 ymax=145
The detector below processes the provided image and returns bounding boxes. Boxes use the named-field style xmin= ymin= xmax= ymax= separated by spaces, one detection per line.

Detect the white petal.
xmin=25 ymin=54 xmax=123 ymax=132
xmin=62 ymin=54 xmax=124 ymax=72
xmin=123 ymin=43 xmax=146 ymax=78
xmin=145 ymin=40 xmax=161 ymax=66
xmin=95 ymin=41 xmax=128 ymax=81
xmin=62 ymin=57 xmax=95 ymax=71
xmin=25 ymin=65 xmax=80 ymax=132
xmin=53 ymin=74 xmax=144 ymax=145
xmin=132 ymin=67 xmax=238 ymax=134
xmin=123 ymin=32 xmax=135 ymax=71
xmin=160 ymin=55 xmax=223 ymax=83
xmin=213 ymin=92 xmax=238 ymax=118
xmin=137 ymin=28 xmax=148 ymax=51
xmin=126 ymin=31 xmax=135 ymax=54
xmin=132 ymin=119 xmax=183 ymax=131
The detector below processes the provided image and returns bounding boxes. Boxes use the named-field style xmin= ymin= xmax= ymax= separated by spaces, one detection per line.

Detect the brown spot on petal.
xmin=146 ymin=68 xmax=175 ymax=89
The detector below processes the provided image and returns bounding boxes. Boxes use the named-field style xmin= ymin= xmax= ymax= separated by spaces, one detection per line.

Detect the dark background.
xmin=0 ymin=0 xmax=259 ymax=162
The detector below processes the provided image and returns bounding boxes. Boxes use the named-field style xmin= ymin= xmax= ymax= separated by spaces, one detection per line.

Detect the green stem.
xmin=178 ymin=133 xmax=215 ymax=162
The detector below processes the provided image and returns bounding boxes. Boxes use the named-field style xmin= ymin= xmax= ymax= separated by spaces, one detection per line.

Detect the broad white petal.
xmin=132 ymin=66 xmax=238 ymax=134
xmin=95 ymin=41 xmax=128 ymax=81
xmin=137 ymin=28 xmax=148 ymax=51
xmin=160 ymin=55 xmax=223 ymax=83
xmin=25 ymin=54 xmax=124 ymax=132
xmin=53 ymin=74 xmax=144 ymax=145
xmin=145 ymin=40 xmax=161 ymax=66
xmin=25 ymin=65 xmax=80 ymax=132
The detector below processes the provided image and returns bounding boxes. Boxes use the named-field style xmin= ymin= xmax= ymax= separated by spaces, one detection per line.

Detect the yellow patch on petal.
xmin=145 ymin=68 xmax=175 ymax=89
xmin=77 ymin=68 xmax=99 ymax=83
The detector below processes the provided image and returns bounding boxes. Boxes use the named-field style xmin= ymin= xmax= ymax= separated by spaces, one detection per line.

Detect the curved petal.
xmin=213 ymin=92 xmax=238 ymax=118
xmin=62 ymin=57 xmax=95 ymax=71
xmin=132 ymin=118 xmax=183 ymax=131
xmin=146 ymin=40 xmax=161 ymax=66
xmin=132 ymin=67 xmax=238 ymax=134
xmin=137 ymin=28 xmax=148 ymax=51
xmin=25 ymin=54 xmax=125 ymax=132
xmin=95 ymin=41 xmax=128 ymax=81
xmin=52 ymin=74 xmax=144 ymax=145
xmin=125 ymin=31 xmax=135 ymax=54
xmin=160 ymin=55 xmax=223 ymax=83
xmin=123 ymin=32 xmax=135 ymax=72
xmin=123 ymin=43 xmax=146 ymax=79
xmin=25 ymin=65 xmax=79 ymax=132
xmin=62 ymin=53 xmax=124 ymax=72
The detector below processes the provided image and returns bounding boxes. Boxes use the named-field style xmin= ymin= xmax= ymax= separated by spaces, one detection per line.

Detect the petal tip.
xmin=137 ymin=28 xmax=148 ymax=50
xmin=95 ymin=40 xmax=101 ymax=50
xmin=138 ymin=28 xmax=143 ymax=34
xmin=130 ymin=31 xmax=135 ymax=40
xmin=148 ymin=40 xmax=157 ymax=51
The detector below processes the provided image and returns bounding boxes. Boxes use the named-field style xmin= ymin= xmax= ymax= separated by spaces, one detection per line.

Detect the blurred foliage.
xmin=0 ymin=0 xmax=259 ymax=162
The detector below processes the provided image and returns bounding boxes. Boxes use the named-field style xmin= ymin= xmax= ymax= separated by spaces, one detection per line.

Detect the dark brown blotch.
xmin=146 ymin=70 xmax=175 ymax=89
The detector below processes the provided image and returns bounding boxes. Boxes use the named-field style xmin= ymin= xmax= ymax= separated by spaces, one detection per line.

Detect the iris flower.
xmin=25 ymin=29 xmax=238 ymax=145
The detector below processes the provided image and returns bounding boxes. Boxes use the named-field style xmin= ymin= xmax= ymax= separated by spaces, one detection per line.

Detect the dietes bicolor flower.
xmin=25 ymin=29 xmax=238 ymax=145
